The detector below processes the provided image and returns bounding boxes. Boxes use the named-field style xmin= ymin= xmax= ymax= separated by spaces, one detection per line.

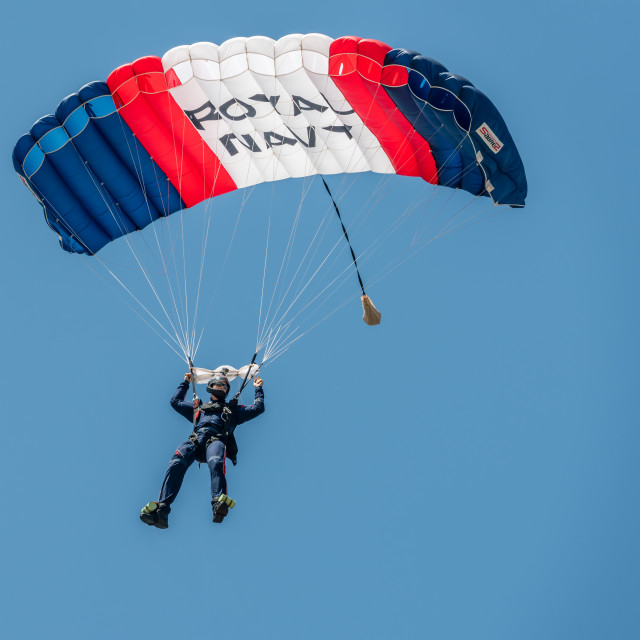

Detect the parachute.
xmin=12 ymin=33 xmax=527 ymax=369
xmin=13 ymin=34 xmax=526 ymax=255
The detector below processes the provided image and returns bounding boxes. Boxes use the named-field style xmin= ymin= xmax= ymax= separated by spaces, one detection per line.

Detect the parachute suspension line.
xmin=187 ymin=184 xmax=217 ymax=358
xmin=355 ymin=189 xmax=465 ymax=284
xmin=256 ymin=175 xmax=316 ymax=350
xmin=429 ymin=199 xmax=501 ymax=243
xmin=27 ymin=185 xmax=188 ymax=360
xmin=264 ymin=290 xmax=364 ymax=366
xmin=346 ymin=130 xmax=490 ymax=276
xmin=318 ymin=173 xmax=398 ymax=278
xmin=183 ymin=144 xmax=216 ymax=360
xmin=309 ymin=80 xmax=402 ymax=272
xmin=251 ymin=131 xmax=322 ymax=359
xmin=81 ymin=259 xmax=187 ymax=360
xmin=365 ymin=199 xmax=499 ymax=291
xmin=278 ymin=199 xmax=337 ymax=325
xmin=413 ymin=189 xmax=478 ymax=246
xmin=256 ymin=177 xmax=334 ymax=352
xmin=349 ymin=183 xmax=497 ymax=295
xmin=252 ymin=134 xmax=300 ymax=351
xmin=151 ymin=89 xmax=224 ymax=362
xmin=192 ymin=182 xmax=258 ymax=358
xmin=262 ymin=225 xmax=381 ymax=360
xmin=164 ymin=100 xmax=194 ymax=359
xmin=178 ymin=114 xmax=199 ymax=358
xmin=71 ymin=148 xmax=191 ymax=359
xmin=346 ymin=187 xmax=429 ymax=273
xmin=185 ymin=120 xmax=236 ymax=359
xmin=323 ymin=154 xmax=420 ymax=274
xmin=313 ymin=175 xmax=403 ymax=301
xmin=247 ymin=136 xmax=314 ymax=366
xmin=263 ymin=313 xmax=299 ymax=359
xmin=259 ymin=173 xmax=392 ymax=359
xmin=268 ymin=177 xmax=435 ymax=352
xmin=297 ymin=174 xmax=486 ymax=327
xmin=253 ymin=180 xmax=278 ymax=354
xmin=260 ymin=219 xmax=367 ymax=359
xmin=276 ymin=164 xmax=320 ymax=298
xmin=255 ymin=215 xmax=272 ymax=353
xmin=267 ymin=182 xmax=387 ymax=340
xmin=412 ymin=188 xmax=457 ymax=244
xmin=272 ymin=239 xmax=371 ymax=335
xmin=255 ymin=174 xmax=314 ymax=355
xmin=114 ymin=116 xmax=195 ymax=357
xmin=333 ymin=93 xmax=430 ymax=225
xmin=410 ymin=183 xmax=441 ymax=247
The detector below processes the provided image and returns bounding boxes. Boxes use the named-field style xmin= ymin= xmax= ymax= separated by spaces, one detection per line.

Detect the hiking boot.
xmin=212 ymin=494 xmax=235 ymax=523
xmin=140 ymin=501 xmax=170 ymax=529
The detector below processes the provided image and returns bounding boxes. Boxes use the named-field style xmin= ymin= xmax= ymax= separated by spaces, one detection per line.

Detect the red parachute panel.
xmin=107 ymin=56 xmax=236 ymax=208
xmin=330 ymin=37 xmax=424 ymax=180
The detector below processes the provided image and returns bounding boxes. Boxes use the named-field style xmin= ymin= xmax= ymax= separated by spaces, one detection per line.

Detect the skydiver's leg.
xmin=158 ymin=440 xmax=197 ymax=508
xmin=206 ymin=439 xmax=227 ymax=500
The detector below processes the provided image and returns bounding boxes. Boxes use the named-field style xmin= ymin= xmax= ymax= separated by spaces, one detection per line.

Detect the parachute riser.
xmin=187 ymin=356 xmax=199 ymax=431
xmin=233 ymin=351 xmax=259 ymax=401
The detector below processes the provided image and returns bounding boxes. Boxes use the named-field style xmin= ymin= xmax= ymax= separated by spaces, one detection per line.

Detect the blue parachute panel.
xmin=382 ymin=50 xmax=485 ymax=197
xmin=383 ymin=50 xmax=527 ymax=206
xmin=12 ymin=82 xmax=185 ymax=254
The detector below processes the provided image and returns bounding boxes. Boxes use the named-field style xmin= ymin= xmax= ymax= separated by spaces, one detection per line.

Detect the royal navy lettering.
xmin=184 ymin=94 xmax=355 ymax=155
xmin=219 ymin=125 xmax=346 ymax=156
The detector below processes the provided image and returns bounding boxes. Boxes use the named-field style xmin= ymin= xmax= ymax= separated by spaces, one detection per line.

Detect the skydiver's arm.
xmin=170 ymin=380 xmax=195 ymax=421
xmin=233 ymin=387 xmax=265 ymax=425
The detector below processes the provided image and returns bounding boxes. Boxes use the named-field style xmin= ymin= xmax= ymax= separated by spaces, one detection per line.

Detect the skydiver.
xmin=140 ymin=372 xmax=265 ymax=529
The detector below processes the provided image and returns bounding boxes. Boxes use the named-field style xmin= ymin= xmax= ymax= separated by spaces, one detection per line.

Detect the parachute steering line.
xmin=320 ymin=177 xmax=381 ymax=327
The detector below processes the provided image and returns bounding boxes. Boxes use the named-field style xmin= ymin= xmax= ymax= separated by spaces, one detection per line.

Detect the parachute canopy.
xmin=13 ymin=33 xmax=527 ymax=256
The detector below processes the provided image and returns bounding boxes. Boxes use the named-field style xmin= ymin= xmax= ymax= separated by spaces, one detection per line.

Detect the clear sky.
xmin=1 ymin=1 xmax=638 ymax=639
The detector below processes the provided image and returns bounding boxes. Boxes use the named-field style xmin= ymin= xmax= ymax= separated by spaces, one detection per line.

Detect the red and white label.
xmin=476 ymin=122 xmax=503 ymax=154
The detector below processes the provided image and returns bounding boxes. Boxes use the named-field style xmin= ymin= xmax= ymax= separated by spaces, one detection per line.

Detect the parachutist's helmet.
xmin=207 ymin=375 xmax=230 ymax=399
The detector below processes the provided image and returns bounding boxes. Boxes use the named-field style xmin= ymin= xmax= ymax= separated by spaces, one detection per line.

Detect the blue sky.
xmin=1 ymin=1 xmax=638 ymax=638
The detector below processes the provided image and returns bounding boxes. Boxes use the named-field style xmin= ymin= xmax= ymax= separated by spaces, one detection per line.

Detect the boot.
xmin=212 ymin=494 xmax=235 ymax=523
xmin=140 ymin=501 xmax=170 ymax=529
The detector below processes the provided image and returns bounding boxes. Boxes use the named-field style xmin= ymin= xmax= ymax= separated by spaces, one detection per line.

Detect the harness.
xmin=189 ymin=398 xmax=239 ymax=465
xmin=185 ymin=356 xmax=257 ymax=467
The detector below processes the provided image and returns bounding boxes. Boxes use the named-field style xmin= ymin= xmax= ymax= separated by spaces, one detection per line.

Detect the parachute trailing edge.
xmin=13 ymin=33 xmax=527 ymax=255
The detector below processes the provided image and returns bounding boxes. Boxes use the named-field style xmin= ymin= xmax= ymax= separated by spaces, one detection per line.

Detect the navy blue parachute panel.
xmin=13 ymin=130 xmax=110 ymax=254
xmin=31 ymin=113 xmax=138 ymax=244
xmin=382 ymin=50 xmax=465 ymax=190
xmin=457 ymin=85 xmax=528 ymax=206
xmin=382 ymin=50 xmax=485 ymax=196
xmin=56 ymin=93 xmax=157 ymax=234
xmin=12 ymin=83 xmax=185 ymax=254
xmin=77 ymin=83 xmax=184 ymax=221
xmin=382 ymin=49 xmax=526 ymax=205
xmin=408 ymin=58 xmax=485 ymax=196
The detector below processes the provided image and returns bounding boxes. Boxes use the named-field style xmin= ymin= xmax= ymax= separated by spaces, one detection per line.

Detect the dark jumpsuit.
xmin=158 ymin=380 xmax=265 ymax=509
